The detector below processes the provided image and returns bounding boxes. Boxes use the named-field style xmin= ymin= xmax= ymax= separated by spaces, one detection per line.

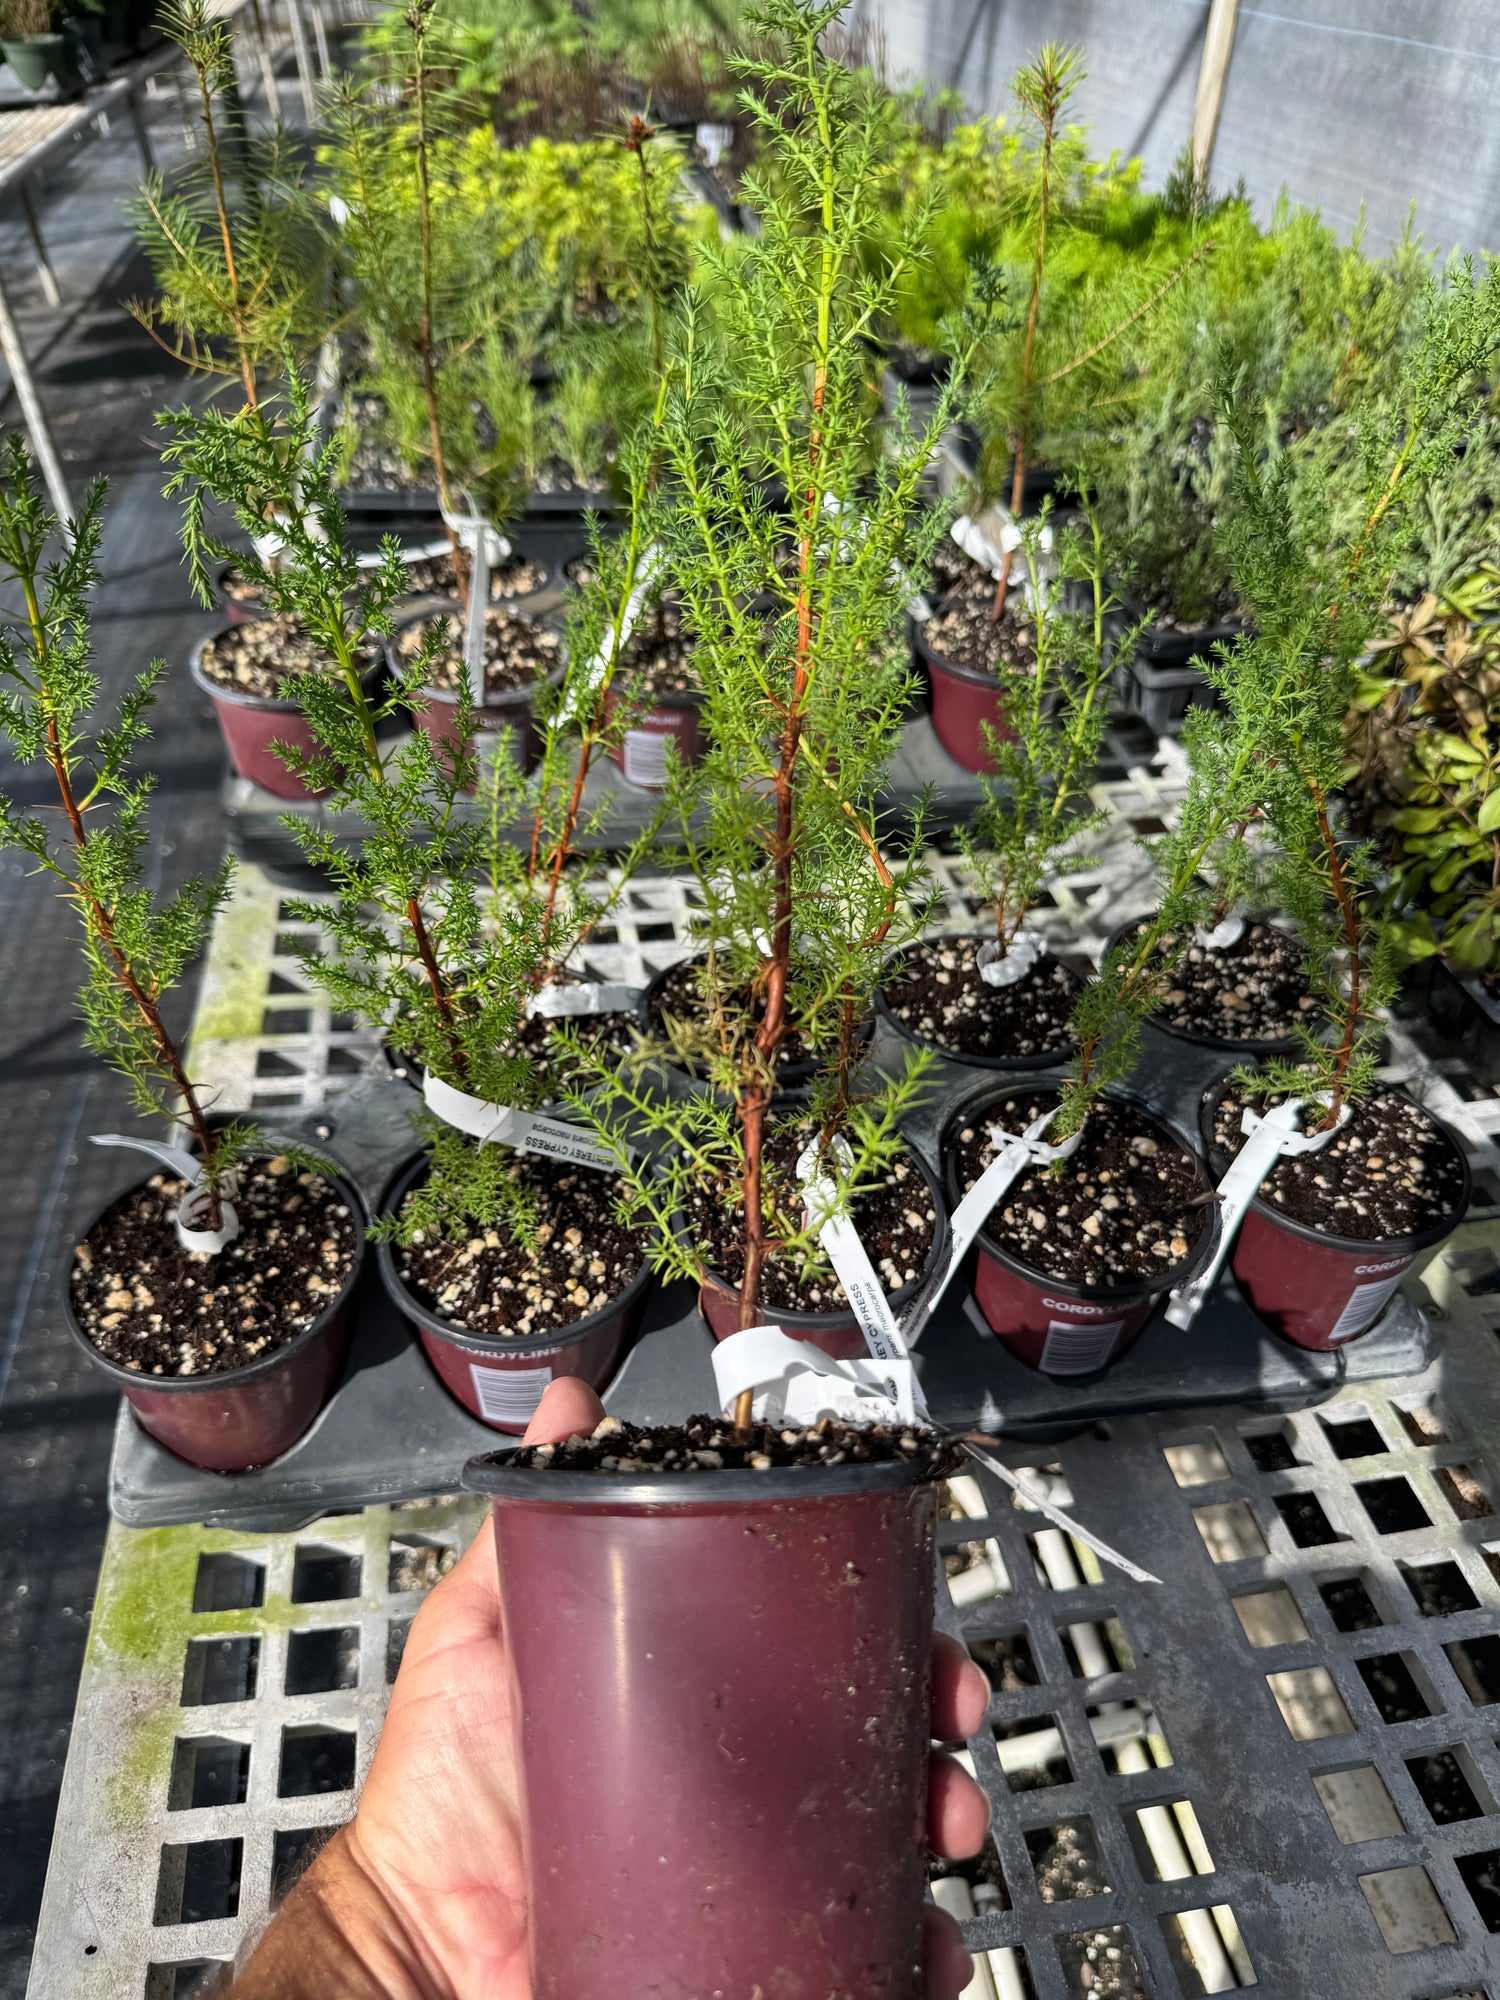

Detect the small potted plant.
xmin=0 ymin=446 xmax=365 ymax=1471
xmin=461 ymin=16 xmax=980 ymax=1995
xmin=881 ymin=501 xmax=1116 ymax=1072
xmin=1 ymin=0 xmax=82 ymax=94
xmin=165 ymin=372 xmax=665 ymax=1429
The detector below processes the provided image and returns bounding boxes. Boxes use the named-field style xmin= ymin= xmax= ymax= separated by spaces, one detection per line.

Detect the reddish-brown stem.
xmin=407 ymin=3 xmax=466 ymax=607
xmin=192 ymin=56 xmax=257 ymax=411
xmin=405 ymin=893 xmax=469 ymax=1086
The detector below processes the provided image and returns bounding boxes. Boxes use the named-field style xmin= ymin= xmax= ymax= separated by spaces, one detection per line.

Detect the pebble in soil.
xmin=395 ymin=1153 xmax=647 ymax=1337
xmin=647 ymin=957 xmax=825 ymax=1074
xmin=883 ymin=935 xmax=1077 ymax=1060
xmin=684 ymin=1115 xmax=938 ymax=1315
xmin=397 ymin=548 xmax=548 ymax=600
xmin=924 ymin=586 xmax=1037 ymax=680
xmin=505 ymin=1412 xmax=962 ymax=1474
xmin=1119 ymin=917 xmax=1319 ymax=1044
xmin=70 ymin=1160 xmax=358 ymax=1377
xmin=1210 ymin=1082 xmax=1467 ymax=1239
xmin=398 ymin=606 xmax=563 ymax=697
xmin=955 ymin=1092 xmax=1210 ymax=1285
xmin=197 ymin=617 xmax=379 ymax=700
xmin=616 ymin=597 xmax=701 ymax=699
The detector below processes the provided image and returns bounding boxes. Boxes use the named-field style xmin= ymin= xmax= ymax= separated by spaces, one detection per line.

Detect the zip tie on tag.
xmin=977 ymin=931 xmax=1045 ymax=989
xmin=901 ymin=1108 xmax=1082 ymax=1349
xmin=422 ymin=1072 xmax=628 ymax=1175
xmin=91 ymin=1134 xmax=240 ymax=1254
xmin=963 ymin=1440 xmax=1162 ymax=1585
xmin=526 ymin=982 xmax=642 ymax=1019
xmin=712 ymin=1324 xmax=919 ymax=1428
xmin=1164 ymin=1096 xmax=1352 ymax=1329
xmin=795 ymin=1138 xmax=927 ymax=1417
xmin=440 ymin=506 xmax=512 ymax=570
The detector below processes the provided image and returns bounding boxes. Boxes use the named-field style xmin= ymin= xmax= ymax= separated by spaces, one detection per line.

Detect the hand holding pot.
xmin=224 ymin=1378 xmax=992 ymax=2000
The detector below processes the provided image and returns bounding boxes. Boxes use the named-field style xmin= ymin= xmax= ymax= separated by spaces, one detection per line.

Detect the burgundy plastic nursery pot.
xmin=461 ymin=1444 xmax=944 ymax=2000
xmin=696 ymin=1144 xmax=950 ymax=1361
xmin=389 ymin=612 xmax=561 ymax=785
xmin=190 ymin=626 xmax=384 ymax=801
xmin=875 ymin=932 xmax=1082 ymax=1072
xmin=942 ymin=1084 xmax=1218 ymax=1376
xmin=212 ymin=563 xmax=268 ymax=624
xmin=374 ymin=1152 xmax=650 ymax=1431
xmin=913 ymin=610 xmax=1016 ymax=776
xmin=63 ymin=1168 xmax=367 ymax=1473
xmin=1199 ymin=1075 xmax=1472 ymax=1352
xmin=602 ymin=679 xmax=707 ymax=790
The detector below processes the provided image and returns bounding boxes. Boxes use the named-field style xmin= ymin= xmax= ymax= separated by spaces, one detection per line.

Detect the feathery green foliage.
xmin=0 ymin=442 xmax=244 ymax=1209
xmin=127 ymin=0 xmax=330 ymax=408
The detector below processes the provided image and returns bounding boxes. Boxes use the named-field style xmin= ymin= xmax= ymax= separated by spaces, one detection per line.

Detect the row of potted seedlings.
xmin=17 ymin=9 xmax=1498 ymax=1992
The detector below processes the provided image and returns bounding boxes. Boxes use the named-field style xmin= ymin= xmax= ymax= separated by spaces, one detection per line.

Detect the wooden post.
xmin=1191 ymin=0 xmax=1240 ymax=184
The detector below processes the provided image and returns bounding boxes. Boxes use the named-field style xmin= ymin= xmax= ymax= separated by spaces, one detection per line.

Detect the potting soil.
xmin=1210 ymin=1084 xmax=1467 ymax=1238
xmin=684 ymin=1116 xmax=938 ymax=1314
xmin=400 ymin=606 xmax=563 ymax=696
xmin=1121 ymin=916 xmax=1317 ymax=1043
xmin=883 ymin=936 xmax=1076 ymax=1059
xmin=394 ymin=1153 xmax=647 ymax=1337
xmin=924 ymin=589 xmax=1037 ymax=679
xmin=647 ymin=958 xmax=819 ymax=1072
xmin=197 ymin=617 xmax=376 ymax=700
xmin=70 ymin=1161 xmax=358 ymax=1376
xmin=954 ymin=1093 xmax=1209 ymax=1285
xmin=504 ymin=1410 xmax=962 ymax=1473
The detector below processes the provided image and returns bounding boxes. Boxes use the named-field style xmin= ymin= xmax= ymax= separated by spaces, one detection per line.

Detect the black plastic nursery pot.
xmin=875 ymin=931 xmax=1082 ymax=1072
xmin=191 ymin=625 xmax=385 ymax=801
xmin=1112 ymin=612 xmax=1247 ymax=737
xmin=375 ymin=1152 xmax=652 ymax=1432
xmin=1102 ymin=916 xmax=1308 ymax=1059
xmin=64 ymin=1167 xmax=368 ymax=1473
xmin=942 ymin=1083 xmax=1218 ymax=1377
xmin=695 ymin=1142 xmax=951 ymax=1361
xmin=913 ymin=611 xmax=1016 ymax=776
xmin=461 ymin=1442 xmax=945 ymax=2000
xmin=1199 ymin=1074 xmax=1472 ymax=1352
xmin=639 ymin=957 xmax=874 ymax=1091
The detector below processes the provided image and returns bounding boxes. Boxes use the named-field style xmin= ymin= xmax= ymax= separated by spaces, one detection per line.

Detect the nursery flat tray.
xmin=106 ymin=1036 xmax=1437 ymax=1532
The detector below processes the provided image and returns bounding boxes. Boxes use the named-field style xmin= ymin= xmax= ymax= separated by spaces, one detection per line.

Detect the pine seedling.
xmin=324 ymin=0 xmax=549 ymax=596
xmin=560 ymin=0 xmax=975 ymax=1426
xmin=128 ymin=0 xmax=329 ymax=410
xmin=0 ymin=443 xmax=244 ymax=1221
xmin=959 ymin=499 xmax=1120 ymax=955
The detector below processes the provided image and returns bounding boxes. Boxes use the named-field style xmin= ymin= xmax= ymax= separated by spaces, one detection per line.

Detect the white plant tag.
xmin=440 ymin=506 xmax=511 ymax=570
xmin=711 ymin=1324 xmax=917 ymax=1427
xmin=977 ymin=931 xmax=1045 ymax=989
xmin=526 ymin=982 xmax=641 ymax=1019
xmin=422 ymin=1072 xmax=626 ymax=1174
xmin=1195 ymin=913 xmax=1248 ymax=950
xmin=695 ymin=121 xmax=734 ymax=166
xmin=1164 ymin=1097 xmax=1352 ymax=1329
xmin=563 ymin=542 xmax=664 ymax=723
xmin=91 ymin=1134 xmax=240 ymax=1254
xmin=901 ymin=1109 xmax=1082 ymax=1347
xmin=963 ymin=1441 xmax=1162 ymax=1585
xmin=795 ymin=1139 xmax=927 ymax=1416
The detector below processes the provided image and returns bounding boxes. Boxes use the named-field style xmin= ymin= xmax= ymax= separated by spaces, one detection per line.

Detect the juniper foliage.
xmin=0 ymin=442 xmax=247 ymax=1209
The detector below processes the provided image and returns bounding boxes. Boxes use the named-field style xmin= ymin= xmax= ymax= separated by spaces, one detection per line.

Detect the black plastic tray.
xmin=106 ymin=1025 xmax=1434 ymax=1529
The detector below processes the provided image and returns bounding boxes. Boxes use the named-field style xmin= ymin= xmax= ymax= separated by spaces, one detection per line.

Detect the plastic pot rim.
xmin=189 ymin=622 xmax=383 ymax=715
xmin=62 ymin=1159 xmax=369 ymax=1394
xmin=941 ymin=1077 xmax=1218 ymax=1305
xmin=461 ymin=1441 xmax=945 ymax=1505
xmin=875 ymin=931 xmax=1081 ymax=1073
xmin=1198 ymin=1069 xmax=1472 ymax=1258
xmin=1102 ymin=914 xmax=1312 ymax=1059
xmin=696 ymin=1135 xmax=950 ymax=1334
xmin=375 ymin=1148 xmax=654 ymax=1357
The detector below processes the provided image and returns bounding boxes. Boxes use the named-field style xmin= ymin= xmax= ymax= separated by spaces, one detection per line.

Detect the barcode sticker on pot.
xmin=470 ymin=1363 xmax=554 ymax=1426
xmin=1041 ymin=1319 xmax=1124 ymax=1376
xmin=623 ymin=729 xmax=670 ymax=789
xmin=1328 ymin=1272 xmax=1407 ymax=1343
